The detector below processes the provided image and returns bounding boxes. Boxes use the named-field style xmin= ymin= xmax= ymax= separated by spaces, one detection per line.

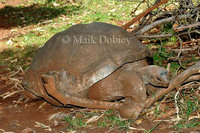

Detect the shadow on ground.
xmin=0 ymin=3 xmax=81 ymax=29
xmin=0 ymin=44 xmax=39 ymax=71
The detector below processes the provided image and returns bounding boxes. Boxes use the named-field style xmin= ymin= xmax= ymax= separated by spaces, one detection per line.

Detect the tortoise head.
xmin=139 ymin=65 xmax=170 ymax=87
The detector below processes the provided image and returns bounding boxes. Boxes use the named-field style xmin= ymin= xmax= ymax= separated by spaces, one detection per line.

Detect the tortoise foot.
xmin=119 ymin=105 xmax=142 ymax=120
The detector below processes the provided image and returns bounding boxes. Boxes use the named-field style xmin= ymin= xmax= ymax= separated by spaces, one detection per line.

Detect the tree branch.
xmin=136 ymin=34 xmax=174 ymax=39
xmin=173 ymin=22 xmax=200 ymax=32
xmin=136 ymin=14 xmax=194 ymax=35
xmin=136 ymin=29 xmax=200 ymax=39
xmin=121 ymin=0 xmax=169 ymax=29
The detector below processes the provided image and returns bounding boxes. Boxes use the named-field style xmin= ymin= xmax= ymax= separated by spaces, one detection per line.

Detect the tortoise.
xmin=22 ymin=22 xmax=169 ymax=120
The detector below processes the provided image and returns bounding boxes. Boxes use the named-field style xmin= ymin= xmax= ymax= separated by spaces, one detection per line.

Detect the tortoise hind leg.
xmin=41 ymin=73 xmax=123 ymax=110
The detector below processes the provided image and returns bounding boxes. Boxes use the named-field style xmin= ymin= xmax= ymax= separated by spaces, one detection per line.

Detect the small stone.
xmin=54 ymin=120 xmax=59 ymax=126
xmin=21 ymin=128 xmax=33 ymax=133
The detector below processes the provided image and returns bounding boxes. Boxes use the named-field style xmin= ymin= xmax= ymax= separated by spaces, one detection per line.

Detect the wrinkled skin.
xmin=23 ymin=22 xmax=170 ymax=120
xmin=23 ymin=60 xmax=169 ymax=120
xmin=88 ymin=61 xmax=169 ymax=119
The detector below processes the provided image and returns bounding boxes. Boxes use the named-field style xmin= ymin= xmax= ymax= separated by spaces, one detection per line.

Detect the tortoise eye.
xmin=157 ymin=77 xmax=162 ymax=82
xmin=160 ymin=73 xmax=164 ymax=77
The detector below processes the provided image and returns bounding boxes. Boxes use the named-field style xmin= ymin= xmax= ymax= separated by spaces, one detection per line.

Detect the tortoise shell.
xmin=23 ymin=22 xmax=151 ymax=100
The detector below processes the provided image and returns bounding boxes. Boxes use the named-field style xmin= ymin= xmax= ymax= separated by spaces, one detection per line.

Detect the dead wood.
xmin=173 ymin=22 xmax=200 ymax=32
xmin=145 ymin=61 xmax=200 ymax=108
xmin=123 ymin=0 xmax=200 ymax=41
xmin=183 ymin=74 xmax=200 ymax=83
xmin=121 ymin=0 xmax=169 ymax=29
xmin=136 ymin=34 xmax=174 ymax=39
xmin=183 ymin=38 xmax=200 ymax=45
xmin=136 ymin=30 xmax=200 ymax=39
xmin=135 ymin=14 xmax=194 ymax=35
xmin=169 ymin=46 xmax=199 ymax=53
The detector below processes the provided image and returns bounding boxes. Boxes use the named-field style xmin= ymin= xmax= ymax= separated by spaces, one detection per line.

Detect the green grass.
xmin=0 ymin=0 xmax=138 ymax=70
xmin=145 ymin=121 xmax=162 ymax=133
xmin=62 ymin=110 xmax=131 ymax=131
xmin=173 ymin=88 xmax=200 ymax=130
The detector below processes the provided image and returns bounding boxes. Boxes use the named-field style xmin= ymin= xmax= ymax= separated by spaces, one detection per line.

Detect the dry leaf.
xmin=86 ymin=114 xmax=104 ymax=124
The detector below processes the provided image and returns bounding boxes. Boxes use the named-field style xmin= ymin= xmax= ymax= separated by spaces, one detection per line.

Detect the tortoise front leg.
xmin=118 ymin=71 xmax=146 ymax=120
xmin=88 ymin=69 xmax=146 ymax=120
xmin=41 ymin=74 xmax=123 ymax=110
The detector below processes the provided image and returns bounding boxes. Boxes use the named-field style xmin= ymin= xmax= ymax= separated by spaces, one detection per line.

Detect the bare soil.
xmin=1 ymin=67 xmax=200 ymax=133
xmin=0 ymin=0 xmax=22 ymax=40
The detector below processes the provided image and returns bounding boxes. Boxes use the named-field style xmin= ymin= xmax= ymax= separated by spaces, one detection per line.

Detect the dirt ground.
xmin=0 ymin=0 xmax=21 ymax=40
xmin=1 ymin=67 xmax=200 ymax=133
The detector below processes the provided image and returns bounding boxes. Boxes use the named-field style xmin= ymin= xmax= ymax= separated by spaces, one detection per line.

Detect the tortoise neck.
xmin=135 ymin=66 xmax=150 ymax=85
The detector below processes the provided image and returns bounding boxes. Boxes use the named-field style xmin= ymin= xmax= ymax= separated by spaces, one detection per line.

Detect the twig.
xmin=1 ymin=90 xmax=23 ymax=99
xmin=35 ymin=122 xmax=52 ymax=132
xmin=122 ymin=0 xmax=169 ymax=29
xmin=194 ymin=86 xmax=200 ymax=100
xmin=131 ymin=0 xmax=146 ymax=15
xmin=128 ymin=126 xmax=145 ymax=131
xmin=136 ymin=29 xmax=200 ymax=39
xmin=136 ymin=34 xmax=174 ymax=39
xmin=174 ymin=90 xmax=181 ymax=122
xmin=177 ymin=36 xmax=183 ymax=65
xmin=173 ymin=22 xmax=200 ymax=32
xmin=188 ymin=115 xmax=200 ymax=121
xmin=169 ymin=46 xmax=199 ymax=53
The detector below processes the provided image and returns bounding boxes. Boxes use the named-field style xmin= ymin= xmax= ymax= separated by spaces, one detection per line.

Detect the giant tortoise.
xmin=22 ymin=22 xmax=169 ymax=120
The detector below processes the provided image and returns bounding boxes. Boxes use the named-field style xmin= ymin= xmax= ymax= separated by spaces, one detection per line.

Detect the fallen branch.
xmin=145 ymin=61 xmax=200 ymax=108
xmin=184 ymin=74 xmax=200 ymax=83
xmin=169 ymin=46 xmax=199 ymax=53
xmin=173 ymin=22 xmax=200 ymax=32
xmin=136 ymin=14 xmax=194 ymax=35
xmin=136 ymin=34 xmax=174 ymax=39
xmin=136 ymin=30 xmax=200 ymax=39
xmin=122 ymin=0 xmax=169 ymax=29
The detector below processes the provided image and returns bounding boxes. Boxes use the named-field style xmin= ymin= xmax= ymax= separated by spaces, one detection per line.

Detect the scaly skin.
xmin=23 ymin=61 xmax=169 ymax=120
xmin=41 ymin=73 xmax=123 ymax=110
xmin=88 ymin=68 xmax=146 ymax=120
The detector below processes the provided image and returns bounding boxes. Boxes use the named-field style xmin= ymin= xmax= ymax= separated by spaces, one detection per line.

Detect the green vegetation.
xmin=63 ymin=110 xmax=131 ymax=131
xmin=174 ymin=89 xmax=200 ymax=130
xmin=0 ymin=0 xmax=137 ymax=69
